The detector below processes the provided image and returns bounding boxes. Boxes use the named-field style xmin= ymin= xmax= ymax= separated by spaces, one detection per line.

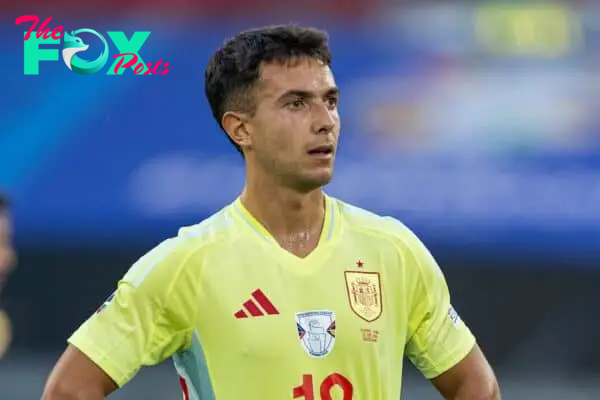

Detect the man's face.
xmin=0 ymin=213 xmax=15 ymax=279
xmin=244 ymin=57 xmax=340 ymax=191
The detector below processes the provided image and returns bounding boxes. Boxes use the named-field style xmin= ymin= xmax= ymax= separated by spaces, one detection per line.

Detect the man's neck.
xmin=240 ymin=176 xmax=326 ymax=257
xmin=240 ymin=184 xmax=325 ymax=237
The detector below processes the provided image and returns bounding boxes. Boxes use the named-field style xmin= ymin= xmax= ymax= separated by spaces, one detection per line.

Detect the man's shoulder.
xmin=333 ymin=197 xmax=436 ymax=274
xmin=135 ymin=203 xmax=240 ymax=267
xmin=333 ymin=197 xmax=416 ymax=242
xmin=176 ymin=203 xmax=240 ymax=245
xmin=121 ymin=203 xmax=241 ymax=287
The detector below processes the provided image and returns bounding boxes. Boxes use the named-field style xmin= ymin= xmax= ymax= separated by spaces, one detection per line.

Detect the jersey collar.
xmin=232 ymin=192 xmax=340 ymax=246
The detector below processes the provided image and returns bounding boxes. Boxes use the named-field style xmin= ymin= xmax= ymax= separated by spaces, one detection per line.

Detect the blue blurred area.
xmin=2 ymin=6 xmax=600 ymax=261
xmin=3 ymin=4 xmax=600 ymax=398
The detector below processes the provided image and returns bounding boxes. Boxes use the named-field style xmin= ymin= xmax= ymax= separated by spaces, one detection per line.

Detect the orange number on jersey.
xmin=293 ymin=373 xmax=353 ymax=400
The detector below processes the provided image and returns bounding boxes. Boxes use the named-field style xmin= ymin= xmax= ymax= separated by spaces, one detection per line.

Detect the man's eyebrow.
xmin=277 ymin=87 xmax=339 ymax=101
xmin=278 ymin=90 xmax=314 ymax=101
xmin=325 ymin=87 xmax=340 ymax=97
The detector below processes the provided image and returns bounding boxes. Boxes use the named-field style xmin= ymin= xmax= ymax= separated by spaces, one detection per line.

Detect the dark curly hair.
xmin=205 ymin=24 xmax=332 ymax=154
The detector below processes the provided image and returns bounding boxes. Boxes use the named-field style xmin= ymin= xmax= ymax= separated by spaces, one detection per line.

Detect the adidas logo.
xmin=234 ymin=289 xmax=279 ymax=319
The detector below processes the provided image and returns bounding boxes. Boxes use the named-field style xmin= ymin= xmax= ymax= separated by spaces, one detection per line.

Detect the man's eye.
xmin=288 ymin=99 xmax=306 ymax=110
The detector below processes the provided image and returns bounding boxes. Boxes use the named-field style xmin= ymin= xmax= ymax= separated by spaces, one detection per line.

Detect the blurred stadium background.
xmin=2 ymin=0 xmax=600 ymax=398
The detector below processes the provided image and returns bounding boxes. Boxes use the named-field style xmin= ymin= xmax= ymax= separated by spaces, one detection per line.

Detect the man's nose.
xmin=312 ymin=103 xmax=337 ymax=135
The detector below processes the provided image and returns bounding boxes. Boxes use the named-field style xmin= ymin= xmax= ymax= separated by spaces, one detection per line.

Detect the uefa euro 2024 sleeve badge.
xmin=95 ymin=292 xmax=115 ymax=314
xmin=296 ymin=310 xmax=336 ymax=358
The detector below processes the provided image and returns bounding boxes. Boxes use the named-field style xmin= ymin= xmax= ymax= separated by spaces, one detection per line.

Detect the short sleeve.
xmin=404 ymin=232 xmax=476 ymax=379
xmin=67 ymin=238 xmax=199 ymax=387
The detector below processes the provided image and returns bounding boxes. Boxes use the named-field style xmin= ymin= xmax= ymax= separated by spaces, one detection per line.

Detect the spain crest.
xmin=344 ymin=271 xmax=383 ymax=322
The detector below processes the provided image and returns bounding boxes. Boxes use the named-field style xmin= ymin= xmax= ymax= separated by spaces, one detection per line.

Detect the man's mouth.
xmin=307 ymin=145 xmax=334 ymax=158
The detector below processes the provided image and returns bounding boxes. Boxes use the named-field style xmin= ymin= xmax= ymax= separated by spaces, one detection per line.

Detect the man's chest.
xmin=195 ymin=244 xmax=407 ymax=362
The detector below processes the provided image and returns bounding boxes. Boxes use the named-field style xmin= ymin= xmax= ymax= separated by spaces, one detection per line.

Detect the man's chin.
xmin=296 ymin=170 xmax=333 ymax=192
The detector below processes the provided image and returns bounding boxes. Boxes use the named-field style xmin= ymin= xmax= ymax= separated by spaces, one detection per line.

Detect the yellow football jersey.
xmin=68 ymin=194 xmax=476 ymax=399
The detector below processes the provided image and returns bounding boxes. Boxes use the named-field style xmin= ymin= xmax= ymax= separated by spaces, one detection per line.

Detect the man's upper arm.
xmin=402 ymin=228 xmax=476 ymax=380
xmin=46 ymin=237 xmax=200 ymax=395
xmin=45 ymin=344 xmax=119 ymax=398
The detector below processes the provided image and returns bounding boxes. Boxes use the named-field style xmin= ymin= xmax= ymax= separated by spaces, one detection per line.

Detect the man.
xmin=0 ymin=193 xmax=16 ymax=359
xmin=43 ymin=25 xmax=500 ymax=399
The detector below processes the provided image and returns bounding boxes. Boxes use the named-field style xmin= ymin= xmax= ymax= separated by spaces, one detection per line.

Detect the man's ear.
xmin=222 ymin=111 xmax=253 ymax=150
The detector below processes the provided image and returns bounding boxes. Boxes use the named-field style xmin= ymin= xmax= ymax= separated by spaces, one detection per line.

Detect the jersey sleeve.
xmin=67 ymin=237 xmax=200 ymax=387
xmin=403 ymin=229 xmax=476 ymax=379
